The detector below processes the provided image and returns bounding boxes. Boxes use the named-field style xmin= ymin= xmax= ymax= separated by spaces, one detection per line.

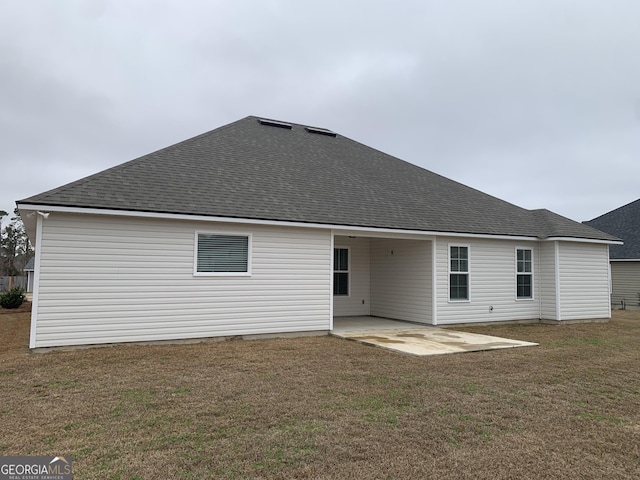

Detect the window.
xmin=195 ymin=233 xmax=250 ymax=275
xmin=333 ymin=248 xmax=349 ymax=296
xmin=516 ymin=248 xmax=533 ymax=299
xmin=449 ymin=245 xmax=469 ymax=301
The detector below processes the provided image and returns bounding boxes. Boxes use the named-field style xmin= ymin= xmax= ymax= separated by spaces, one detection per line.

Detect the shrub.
xmin=0 ymin=287 xmax=26 ymax=309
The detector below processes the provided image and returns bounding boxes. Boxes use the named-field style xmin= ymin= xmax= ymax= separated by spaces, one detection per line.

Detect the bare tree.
xmin=0 ymin=209 xmax=33 ymax=276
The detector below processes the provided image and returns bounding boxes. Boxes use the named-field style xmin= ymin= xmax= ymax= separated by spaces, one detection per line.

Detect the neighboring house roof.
xmin=18 ymin=116 xmax=617 ymax=241
xmin=24 ymin=258 xmax=34 ymax=271
xmin=584 ymin=199 xmax=640 ymax=258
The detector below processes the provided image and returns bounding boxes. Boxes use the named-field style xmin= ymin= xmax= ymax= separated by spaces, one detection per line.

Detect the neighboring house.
xmin=17 ymin=116 xmax=619 ymax=349
xmin=23 ymin=257 xmax=35 ymax=293
xmin=585 ymin=199 xmax=640 ymax=309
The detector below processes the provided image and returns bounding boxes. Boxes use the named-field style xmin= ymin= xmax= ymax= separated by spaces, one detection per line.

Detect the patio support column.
xmin=432 ymin=237 xmax=438 ymax=325
xmin=329 ymin=230 xmax=334 ymax=331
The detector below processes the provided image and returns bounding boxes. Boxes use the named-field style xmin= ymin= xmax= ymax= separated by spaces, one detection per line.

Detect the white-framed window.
xmin=516 ymin=248 xmax=533 ymax=299
xmin=449 ymin=245 xmax=469 ymax=301
xmin=194 ymin=232 xmax=251 ymax=276
xmin=333 ymin=247 xmax=349 ymax=296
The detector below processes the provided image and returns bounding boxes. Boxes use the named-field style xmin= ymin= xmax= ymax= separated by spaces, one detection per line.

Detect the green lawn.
xmin=1 ymin=308 xmax=639 ymax=479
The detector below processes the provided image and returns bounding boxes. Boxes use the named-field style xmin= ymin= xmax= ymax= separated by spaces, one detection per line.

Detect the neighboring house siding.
xmin=539 ymin=241 xmax=557 ymax=320
xmin=610 ymin=261 xmax=640 ymax=309
xmin=435 ymin=237 xmax=540 ymax=324
xmin=557 ymin=242 xmax=610 ymax=320
xmin=333 ymin=236 xmax=370 ymax=316
xmin=370 ymin=238 xmax=432 ymax=324
xmin=33 ymin=214 xmax=331 ymax=347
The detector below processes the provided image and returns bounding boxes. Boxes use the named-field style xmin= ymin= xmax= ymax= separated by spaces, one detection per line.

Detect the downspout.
xmin=538 ymin=241 xmax=542 ymax=320
xmin=606 ymin=245 xmax=612 ymax=318
xmin=29 ymin=213 xmax=45 ymax=349
xmin=554 ymin=241 xmax=561 ymax=321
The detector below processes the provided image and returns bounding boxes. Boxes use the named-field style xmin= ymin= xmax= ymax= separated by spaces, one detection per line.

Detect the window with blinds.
xmin=195 ymin=233 xmax=250 ymax=274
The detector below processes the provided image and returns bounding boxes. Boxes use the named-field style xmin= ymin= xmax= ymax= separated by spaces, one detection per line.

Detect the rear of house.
xmin=18 ymin=116 xmax=619 ymax=348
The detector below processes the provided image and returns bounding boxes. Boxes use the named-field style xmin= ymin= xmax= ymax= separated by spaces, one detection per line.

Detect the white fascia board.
xmin=610 ymin=258 xmax=640 ymax=262
xmin=17 ymin=203 xmax=546 ymax=242
xmin=542 ymin=236 xmax=622 ymax=245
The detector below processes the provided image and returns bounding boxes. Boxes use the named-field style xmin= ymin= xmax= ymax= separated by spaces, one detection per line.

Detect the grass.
xmin=0 ymin=306 xmax=639 ymax=479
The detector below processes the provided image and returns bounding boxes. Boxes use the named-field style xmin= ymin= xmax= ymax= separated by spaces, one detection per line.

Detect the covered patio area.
xmin=332 ymin=233 xmax=434 ymax=325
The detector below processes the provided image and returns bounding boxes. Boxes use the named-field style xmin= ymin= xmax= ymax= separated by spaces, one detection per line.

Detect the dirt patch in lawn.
xmin=0 ymin=304 xmax=32 ymax=357
xmin=0 ymin=300 xmax=32 ymax=315
xmin=0 ymin=311 xmax=638 ymax=479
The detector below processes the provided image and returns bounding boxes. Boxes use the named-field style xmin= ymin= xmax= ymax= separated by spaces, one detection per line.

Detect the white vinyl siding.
xmin=435 ymin=237 xmax=540 ymax=324
xmin=539 ymin=242 xmax=558 ymax=320
xmin=370 ymin=238 xmax=432 ymax=324
xmin=32 ymin=213 xmax=331 ymax=348
xmin=333 ymin=237 xmax=370 ymax=316
xmin=610 ymin=261 xmax=640 ymax=309
xmin=557 ymin=242 xmax=610 ymax=320
xmin=30 ymin=212 xmax=615 ymax=347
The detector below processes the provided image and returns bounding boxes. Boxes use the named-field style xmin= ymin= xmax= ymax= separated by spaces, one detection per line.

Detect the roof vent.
xmin=305 ymin=126 xmax=337 ymax=137
xmin=258 ymin=118 xmax=292 ymax=129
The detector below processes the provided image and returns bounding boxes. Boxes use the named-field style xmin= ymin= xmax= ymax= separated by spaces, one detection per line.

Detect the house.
xmin=585 ymin=199 xmax=640 ymax=309
xmin=23 ymin=257 xmax=35 ymax=293
xmin=17 ymin=116 xmax=619 ymax=349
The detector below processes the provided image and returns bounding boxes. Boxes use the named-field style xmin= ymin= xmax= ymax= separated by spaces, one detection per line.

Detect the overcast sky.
xmin=2 ymin=0 xmax=639 ymax=229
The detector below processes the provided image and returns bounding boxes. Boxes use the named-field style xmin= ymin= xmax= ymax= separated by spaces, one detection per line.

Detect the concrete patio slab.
xmin=332 ymin=317 xmax=538 ymax=356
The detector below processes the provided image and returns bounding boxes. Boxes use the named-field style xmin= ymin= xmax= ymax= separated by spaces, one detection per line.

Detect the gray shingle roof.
xmin=584 ymin=199 xmax=640 ymax=258
xmin=18 ymin=116 xmax=617 ymax=241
